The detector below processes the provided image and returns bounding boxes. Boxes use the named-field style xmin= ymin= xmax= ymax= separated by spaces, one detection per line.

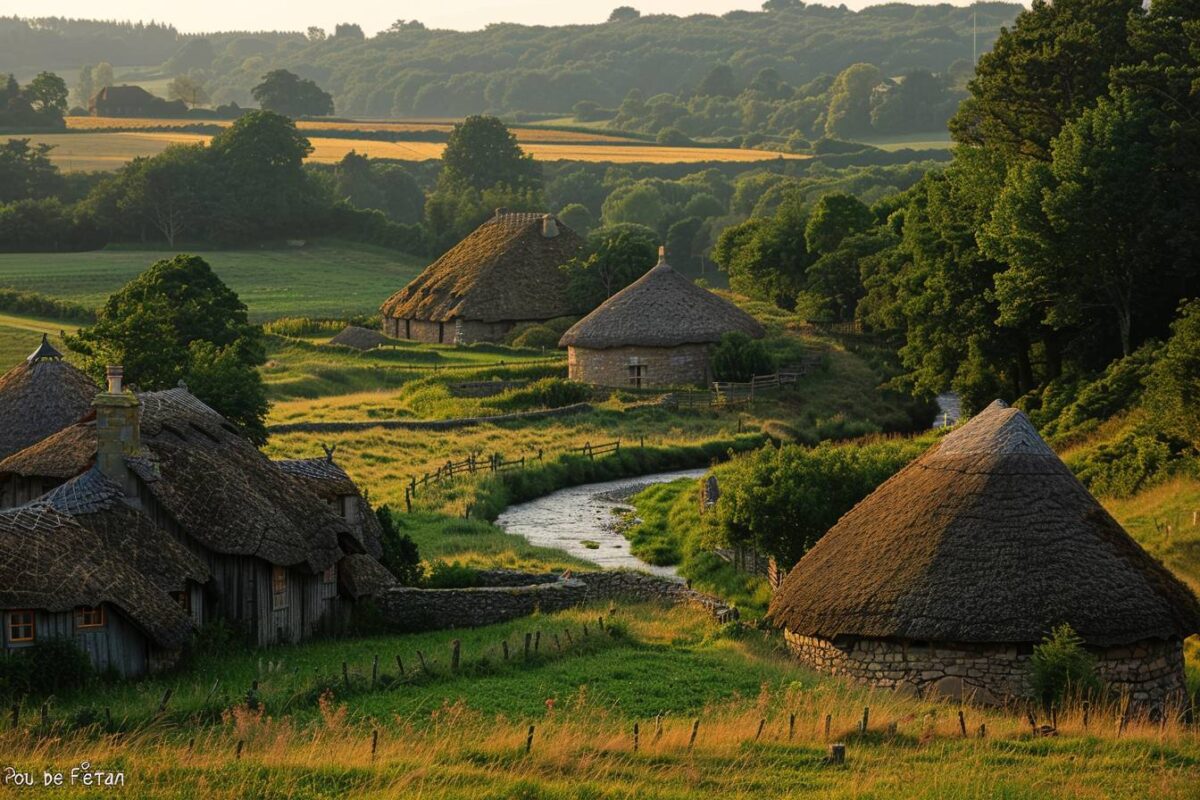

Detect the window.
xmin=322 ymin=564 xmax=337 ymax=585
xmin=7 ymin=610 xmax=34 ymax=643
xmin=271 ymin=566 xmax=289 ymax=610
xmin=171 ymin=591 xmax=191 ymax=614
xmin=75 ymin=606 xmax=106 ymax=629
xmin=628 ymin=361 xmax=646 ymax=388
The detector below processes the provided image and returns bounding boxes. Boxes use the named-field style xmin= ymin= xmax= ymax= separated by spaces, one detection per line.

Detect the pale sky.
xmin=25 ymin=0 xmax=994 ymax=35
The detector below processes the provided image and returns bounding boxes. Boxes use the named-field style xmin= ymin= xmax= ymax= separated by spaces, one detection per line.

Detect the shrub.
xmin=0 ymin=288 xmax=95 ymax=323
xmin=710 ymin=331 xmax=774 ymax=381
xmin=511 ymin=325 xmax=561 ymax=350
xmin=377 ymin=505 xmax=423 ymax=585
xmin=424 ymin=560 xmax=482 ymax=588
xmin=0 ymin=638 xmax=93 ymax=698
xmin=489 ymin=378 xmax=591 ymax=411
xmin=1068 ymin=430 xmax=1177 ymax=498
xmin=1030 ymin=624 xmax=1102 ymax=709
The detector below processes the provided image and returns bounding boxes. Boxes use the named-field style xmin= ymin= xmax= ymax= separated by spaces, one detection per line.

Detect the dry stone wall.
xmin=783 ymin=630 xmax=1188 ymax=711
xmin=376 ymin=570 xmax=737 ymax=632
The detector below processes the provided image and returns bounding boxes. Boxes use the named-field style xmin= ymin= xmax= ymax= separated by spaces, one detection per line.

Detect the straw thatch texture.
xmin=1 ymin=388 xmax=352 ymax=573
xmin=276 ymin=456 xmax=384 ymax=559
xmin=329 ymin=326 xmax=390 ymax=351
xmin=339 ymin=553 xmax=398 ymax=599
xmin=558 ymin=256 xmax=765 ymax=349
xmin=768 ymin=401 xmax=1200 ymax=647
xmin=0 ymin=337 xmax=98 ymax=460
xmin=0 ymin=499 xmax=197 ymax=649
xmin=380 ymin=212 xmax=584 ymax=324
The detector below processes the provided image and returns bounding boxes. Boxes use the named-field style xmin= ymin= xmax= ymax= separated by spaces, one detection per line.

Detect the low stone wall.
xmin=376 ymin=570 xmax=737 ymax=632
xmin=449 ymin=379 xmax=531 ymax=398
xmin=782 ymin=630 xmax=1188 ymax=711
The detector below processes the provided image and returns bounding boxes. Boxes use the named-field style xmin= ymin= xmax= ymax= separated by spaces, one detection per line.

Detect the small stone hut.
xmin=380 ymin=210 xmax=584 ymax=344
xmin=0 ymin=335 xmax=97 ymax=462
xmin=767 ymin=400 xmax=1200 ymax=710
xmin=558 ymin=248 xmax=764 ymax=388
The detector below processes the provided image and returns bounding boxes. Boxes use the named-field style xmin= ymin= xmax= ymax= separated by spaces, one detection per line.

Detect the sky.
xmin=26 ymin=0 xmax=996 ymax=36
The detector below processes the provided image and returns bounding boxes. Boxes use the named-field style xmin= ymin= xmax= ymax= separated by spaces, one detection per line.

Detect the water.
xmin=495 ymin=469 xmax=707 ymax=577
xmin=933 ymin=392 xmax=962 ymax=428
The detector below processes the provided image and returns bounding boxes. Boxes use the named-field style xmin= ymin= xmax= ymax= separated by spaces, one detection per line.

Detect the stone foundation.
xmin=783 ymin=630 xmax=1188 ymax=711
xmin=384 ymin=316 xmax=538 ymax=345
xmin=568 ymin=344 xmax=712 ymax=388
xmin=376 ymin=570 xmax=737 ymax=632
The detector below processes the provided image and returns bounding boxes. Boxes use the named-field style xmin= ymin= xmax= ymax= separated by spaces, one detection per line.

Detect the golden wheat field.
xmin=27 ymin=128 xmax=806 ymax=169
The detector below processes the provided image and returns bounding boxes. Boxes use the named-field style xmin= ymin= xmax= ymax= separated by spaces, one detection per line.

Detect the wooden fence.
xmin=405 ymin=439 xmax=624 ymax=509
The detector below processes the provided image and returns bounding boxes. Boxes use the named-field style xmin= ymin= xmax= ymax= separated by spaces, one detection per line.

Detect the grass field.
xmin=1106 ymin=477 xmax=1200 ymax=595
xmin=1 ymin=602 xmax=1196 ymax=799
xmin=0 ymin=240 xmax=421 ymax=323
xmin=854 ymin=131 xmax=955 ymax=151
xmin=19 ymin=131 xmax=808 ymax=170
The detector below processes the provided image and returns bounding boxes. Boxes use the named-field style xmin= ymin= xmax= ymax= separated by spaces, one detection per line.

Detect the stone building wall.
xmin=568 ymin=344 xmax=712 ymax=388
xmin=376 ymin=570 xmax=737 ymax=632
xmin=383 ymin=317 xmax=526 ymax=345
xmin=782 ymin=630 xmax=1187 ymax=710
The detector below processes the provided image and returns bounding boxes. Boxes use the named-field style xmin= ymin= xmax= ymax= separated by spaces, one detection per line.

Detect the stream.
xmin=495 ymin=469 xmax=707 ymax=577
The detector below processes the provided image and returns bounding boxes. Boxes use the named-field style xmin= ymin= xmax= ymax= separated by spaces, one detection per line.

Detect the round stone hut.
xmin=558 ymin=248 xmax=764 ymax=388
xmin=767 ymin=400 xmax=1200 ymax=709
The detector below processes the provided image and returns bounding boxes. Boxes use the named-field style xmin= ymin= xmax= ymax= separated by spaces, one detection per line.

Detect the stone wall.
xmin=783 ymin=630 xmax=1188 ymax=711
xmin=376 ymin=570 xmax=737 ymax=632
xmin=449 ymin=379 xmax=531 ymax=398
xmin=568 ymin=344 xmax=712 ymax=388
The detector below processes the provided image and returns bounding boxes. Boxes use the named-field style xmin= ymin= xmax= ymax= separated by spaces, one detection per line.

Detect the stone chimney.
xmin=541 ymin=214 xmax=559 ymax=238
xmin=494 ymin=207 xmax=509 ymax=218
xmin=657 ymin=245 xmax=667 ymax=263
xmin=93 ymin=365 xmax=141 ymax=497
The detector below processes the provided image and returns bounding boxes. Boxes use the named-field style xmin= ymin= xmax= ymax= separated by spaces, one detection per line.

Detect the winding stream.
xmin=495 ymin=469 xmax=707 ymax=577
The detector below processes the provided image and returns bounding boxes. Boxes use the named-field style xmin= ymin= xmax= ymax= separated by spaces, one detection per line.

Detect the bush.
xmin=0 ymin=288 xmax=95 ymax=323
xmin=1067 ymin=430 xmax=1177 ymax=498
xmin=423 ymin=560 xmax=482 ymax=588
xmin=1030 ymin=624 xmax=1102 ymax=709
xmin=711 ymin=331 xmax=774 ymax=381
xmin=263 ymin=317 xmax=350 ymax=337
xmin=0 ymin=638 xmax=93 ymax=698
xmin=488 ymin=378 xmax=591 ymax=411
xmin=656 ymin=127 xmax=695 ymax=146
xmin=511 ymin=325 xmax=561 ymax=350
xmin=377 ymin=505 xmax=423 ymax=585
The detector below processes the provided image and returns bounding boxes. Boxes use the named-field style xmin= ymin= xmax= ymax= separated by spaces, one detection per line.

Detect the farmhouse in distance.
xmin=380 ymin=210 xmax=584 ymax=345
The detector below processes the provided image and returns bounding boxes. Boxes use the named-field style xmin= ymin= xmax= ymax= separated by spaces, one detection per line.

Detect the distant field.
xmin=23 ymin=130 xmax=807 ymax=169
xmin=855 ymin=131 xmax=954 ymax=151
xmin=0 ymin=241 xmax=422 ymax=322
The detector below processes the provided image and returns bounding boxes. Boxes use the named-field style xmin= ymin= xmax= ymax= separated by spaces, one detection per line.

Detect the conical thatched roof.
xmin=380 ymin=211 xmax=585 ymax=323
xmin=559 ymin=250 xmax=765 ymax=349
xmin=768 ymin=401 xmax=1200 ymax=647
xmin=0 ymin=335 xmax=97 ymax=460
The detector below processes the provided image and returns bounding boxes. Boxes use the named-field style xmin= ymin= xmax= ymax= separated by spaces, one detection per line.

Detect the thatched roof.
xmin=380 ymin=211 xmax=585 ymax=323
xmin=0 ymin=388 xmax=353 ymax=573
xmin=768 ymin=401 xmax=1200 ymax=647
xmin=559 ymin=250 xmax=765 ymax=349
xmin=339 ymin=553 xmax=398 ymax=599
xmin=0 ymin=496 xmax=198 ymax=649
xmin=276 ymin=456 xmax=385 ymax=559
xmin=0 ymin=335 xmax=98 ymax=461
xmin=329 ymin=326 xmax=390 ymax=351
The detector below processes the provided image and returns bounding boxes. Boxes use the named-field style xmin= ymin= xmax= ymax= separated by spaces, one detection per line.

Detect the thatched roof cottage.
xmin=768 ymin=401 xmax=1200 ymax=710
xmin=0 ymin=335 xmax=97 ymax=463
xmin=559 ymin=248 xmax=764 ymax=388
xmin=0 ymin=366 xmax=395 ymax=664
xmin=380 ymin=210 xmax=584 ymax=344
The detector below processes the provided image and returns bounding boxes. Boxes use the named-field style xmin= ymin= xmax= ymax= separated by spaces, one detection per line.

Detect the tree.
xmin=168 ymin=75 xmax=209 ymax=108
xmin=65 ymin=255 xmax=268 ymax=443
xmin=439 ymin=115 xmax=540 ymax=192
xmin=334 ymin=23 xmax=366 ymax=39
xmin=75 ymin=66 xmax=93 ymax=106
xmin=824 ymin=63 xmax=880 ymax=138
xmin=557 ymin=203 xmax=594 ymax=234
xmin=0 ymin=139 xmax=63 ymax=203
xmin=697 ymin=65 xmax=737 ymax=98
xmin=92 ymin=63 xmax=114 ymax=94
xmin=711 ymin=332 xmax=773 ymax=381
xmin=25 ymin=72 xmax=68 ymax=117
xmin=713 ymin=192 xmax=813 ymax=308
xmin=1142 ymin=300 xmax=1200 ymax=449
xmin=116 ymin=145 xmax=211 ymax=246
xmin=306 ymin=26 xmax=327 ymax=42
xmin=608 ymin=6 xmax=641 ymax=22
xmin=562 ymin=223 xmax=658 ymax=309
xmin=804 ymin=192 xmax=873 ymax=255
xmin=251 ymin=70 xmax=334 ymax=117
xmin=600 ymin=182 xmax=666 ymax=232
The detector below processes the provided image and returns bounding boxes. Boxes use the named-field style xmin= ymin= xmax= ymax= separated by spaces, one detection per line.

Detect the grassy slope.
xmin=1106 ymin=477 xmax=1200 ymax=596
xmin=0 ymin=240 xmax=422 ymax=322
xmin=4 ymin=603 xmax=1197 ymax=799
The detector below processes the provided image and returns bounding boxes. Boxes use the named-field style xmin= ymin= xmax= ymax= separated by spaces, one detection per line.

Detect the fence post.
xmin=451 ymin=640 xmax=461 ymax=672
